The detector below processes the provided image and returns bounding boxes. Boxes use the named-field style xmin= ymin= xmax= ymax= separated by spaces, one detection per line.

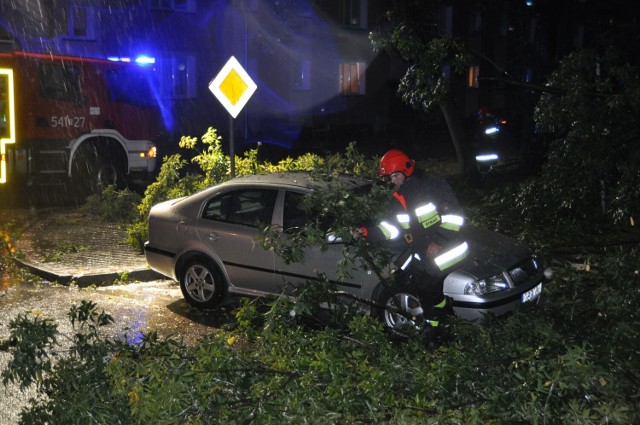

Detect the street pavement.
xmin=7 ymin=208 xmax=160 ymax=286
xmin=1 ymin=208 xmax=227 ymax=425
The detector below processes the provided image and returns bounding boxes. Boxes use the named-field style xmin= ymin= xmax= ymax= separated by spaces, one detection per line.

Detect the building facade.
xmin=0 ymin=0 xmax=601 ymax=159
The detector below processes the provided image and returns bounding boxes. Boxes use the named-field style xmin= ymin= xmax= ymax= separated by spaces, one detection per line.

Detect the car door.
xmin=272 ymin=190 xmax=368 ymax=298
xmin=196 ymin=187 xmax=279 ymax=295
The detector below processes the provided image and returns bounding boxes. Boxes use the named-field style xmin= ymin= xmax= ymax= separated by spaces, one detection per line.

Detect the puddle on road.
xmin=2 ymin=222 xmax=239 ymax=347
xmin=92 ymin=281 xmax=237 ymax=345
xmin=0 ymin=275 xmax=239 ymax=346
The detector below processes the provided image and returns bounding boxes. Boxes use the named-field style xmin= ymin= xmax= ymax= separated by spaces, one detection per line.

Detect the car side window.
xmin=283 ymin=192 xmax=307 ymax=232
xmin=283 ymin=191 xmax=338 ymax=234
xmin=203 ymin=189 xmax=278 ymax=227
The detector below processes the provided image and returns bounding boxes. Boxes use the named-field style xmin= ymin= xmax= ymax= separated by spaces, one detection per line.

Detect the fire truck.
xmin=0 ymin=51 xmax=160 ymax=199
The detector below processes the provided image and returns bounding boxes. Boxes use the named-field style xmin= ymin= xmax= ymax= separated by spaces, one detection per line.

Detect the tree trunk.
xmin=439 ymin=97 xmax=480 ymax=182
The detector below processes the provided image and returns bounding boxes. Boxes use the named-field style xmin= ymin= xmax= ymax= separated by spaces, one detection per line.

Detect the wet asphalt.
xmin=0 ymin=207 xmax=238 ymax=424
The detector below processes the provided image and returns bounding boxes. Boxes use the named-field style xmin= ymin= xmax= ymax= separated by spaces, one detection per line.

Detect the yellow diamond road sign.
xmin=209 ymin=56 xmax=257 ymax=119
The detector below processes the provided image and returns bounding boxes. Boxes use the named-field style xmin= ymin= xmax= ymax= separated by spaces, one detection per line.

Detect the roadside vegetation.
xmin=0 ymin=226 xmax=17 ymax=284
xmin=2 ymin=46 xmax=639 ymax=424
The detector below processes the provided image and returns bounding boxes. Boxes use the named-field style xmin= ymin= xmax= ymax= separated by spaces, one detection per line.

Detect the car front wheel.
xmin=179 ymin=258 xmax=227 ymax=309
xmin=376 ymin=286 xmax=426 ymax=338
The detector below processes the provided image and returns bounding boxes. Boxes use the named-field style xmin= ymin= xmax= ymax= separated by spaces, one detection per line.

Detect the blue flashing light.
xmin=107 ymin=55 xmax=156 ymax=66
xmin=484 ymin=126 xmax=500 ymax=135
xmin=107 ymin=56 xmax=131 ymax=62
xmin=525 ymin=1 xmax=534 ymax=6
xmin=135 ymin=55 xmax=156 ymax=65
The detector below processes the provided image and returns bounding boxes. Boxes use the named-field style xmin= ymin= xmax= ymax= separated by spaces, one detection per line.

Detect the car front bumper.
xmin=447 ymin=279 xmax=544 ymax=322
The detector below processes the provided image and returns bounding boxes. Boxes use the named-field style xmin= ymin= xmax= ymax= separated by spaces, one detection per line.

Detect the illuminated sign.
xmin=208 ymin=56 xmax=257 ymax=119
xmin=0 ymin=68 xmax=16 ymax=184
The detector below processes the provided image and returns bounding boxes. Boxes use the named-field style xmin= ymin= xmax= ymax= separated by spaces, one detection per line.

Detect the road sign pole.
xmin=229 ymin=114 xmax=235 ymax=177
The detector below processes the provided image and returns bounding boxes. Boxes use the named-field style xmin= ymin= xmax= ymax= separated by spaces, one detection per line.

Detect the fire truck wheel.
xmin=72 ymin=143 xmax=126 ymax=196
xmin=95 ymin=162 xmax=119 ymax=188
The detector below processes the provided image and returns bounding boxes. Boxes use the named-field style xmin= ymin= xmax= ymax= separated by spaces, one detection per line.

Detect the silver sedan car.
xmin=144 ymin=172 xmax=546 ymax=333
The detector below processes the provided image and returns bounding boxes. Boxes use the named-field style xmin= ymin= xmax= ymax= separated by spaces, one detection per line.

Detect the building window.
xmin=500 ymin=14 xmax=510 ymax=37
xmin=468 ymin=66 xmax=479 ymax=88
xmin=39 ymin=63 xmax=82 ymax=103
xmin=339 ymin=62 xmax=365 ymax=95
xmin=440 ymin=5 xmax=453 ymax=37
xmin=157 ymin=54 xmax=196 ymax=99
xmin=241 ymin=0 xmax=258 ymax=11
xmin=470 ymin=11 xmax=482 ymax=33
xmin=63 ymin=2 xmax=96 ymax=39
xmin=341 ymin=0 xmax=368 ymax=29
xmin=524 ymin=68 xmax=533 ymax=83
xmin=150 ymin=0 xmax=196 ymax=12
xmin=527 ymin=16 xmax=538 ymax=44
xmin=0 ymin=25 xmax=14 ymax=43
xmin=294 ymin=3 xmax=314 ymax=17
xmin=293 ymin=60 xmax=311 ymax=91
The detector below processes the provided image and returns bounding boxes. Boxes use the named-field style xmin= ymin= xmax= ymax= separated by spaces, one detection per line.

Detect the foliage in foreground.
xmin=1 ymin=245 xmax=638 ymax=425
xmin=81 ymin=185 xmax=142 ymax=224
xmin=514 ymin=47 xmax=640 ymax=226
xmin=1 ymin=225 xmax=17 ymax=274
xmin=4 ymin=151 xmax=640 ymax=424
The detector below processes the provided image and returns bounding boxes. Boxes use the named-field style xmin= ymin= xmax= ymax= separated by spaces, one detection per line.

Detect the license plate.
xmin=521 ymin=282 xmax=542 ymax=303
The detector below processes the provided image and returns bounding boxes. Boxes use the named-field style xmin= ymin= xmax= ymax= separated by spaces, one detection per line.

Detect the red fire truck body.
xmin=0 ymin=51 xmax=160 ymax=193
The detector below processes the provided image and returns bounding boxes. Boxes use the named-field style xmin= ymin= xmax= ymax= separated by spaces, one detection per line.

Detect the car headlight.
xmin=464 ymin=274 xmax=509 ymax=295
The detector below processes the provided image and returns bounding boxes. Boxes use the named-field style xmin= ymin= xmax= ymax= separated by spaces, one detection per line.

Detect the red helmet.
xmin=379 ymin=149 xmax=415 ymax=177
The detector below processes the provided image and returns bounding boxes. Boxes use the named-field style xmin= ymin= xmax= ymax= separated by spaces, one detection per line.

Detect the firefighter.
xmin=375 ymin=149 xmax=468 ymax=328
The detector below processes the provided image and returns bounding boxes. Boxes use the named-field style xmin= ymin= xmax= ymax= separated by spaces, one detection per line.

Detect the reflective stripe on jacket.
xmin=440 ymin=214 xmax=464 ymax=231
xmin=376 ymin=221 xmax=401 ymax=240
xmin=434 ymin=241 xmax=469 ymax=271
xmin=414 ymin=202 xmax=440 ymax=230
xmin=399 ymin=241 xmax=469 ymax=272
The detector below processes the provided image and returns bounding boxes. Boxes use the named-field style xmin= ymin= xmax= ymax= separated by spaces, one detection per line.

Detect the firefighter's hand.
xmin=353 ymin=226 xmax=368 ymax=240
xmin=426 ymin=242 xmax=442 ymax=258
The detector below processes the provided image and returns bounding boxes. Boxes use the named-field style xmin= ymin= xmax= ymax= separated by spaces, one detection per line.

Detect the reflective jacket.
xmin=374 ymin=170 xmax=468 ymax=273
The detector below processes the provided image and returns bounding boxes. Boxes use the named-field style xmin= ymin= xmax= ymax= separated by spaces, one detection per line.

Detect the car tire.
xmin=374 ymin=283 xmax=426 ymax=338
xmin=179 ymin=258 xmax=227 ymax=309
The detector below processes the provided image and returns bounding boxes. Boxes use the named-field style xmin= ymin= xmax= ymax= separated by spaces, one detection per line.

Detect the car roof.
xmin=213 ymin=171 xmax=371 ymax=191
xmin=169 ymin=171 xmax=372 ymax=210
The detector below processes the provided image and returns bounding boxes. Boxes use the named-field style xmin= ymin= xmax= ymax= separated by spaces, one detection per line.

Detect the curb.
xmin=12 ymin=256 xmax=162 ymax=287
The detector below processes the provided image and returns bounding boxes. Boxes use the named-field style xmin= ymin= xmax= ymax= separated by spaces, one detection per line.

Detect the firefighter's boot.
xmin=425 ymin=297 xmax=453 ymax=348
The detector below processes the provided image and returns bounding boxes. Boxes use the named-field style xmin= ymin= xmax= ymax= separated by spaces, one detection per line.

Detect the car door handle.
xmin=208 ymin=232 xmax=221 ymax=241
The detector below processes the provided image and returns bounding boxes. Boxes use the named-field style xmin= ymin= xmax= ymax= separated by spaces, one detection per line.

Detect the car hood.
xmin=457 ymin=226 xmax=533 ymax=279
